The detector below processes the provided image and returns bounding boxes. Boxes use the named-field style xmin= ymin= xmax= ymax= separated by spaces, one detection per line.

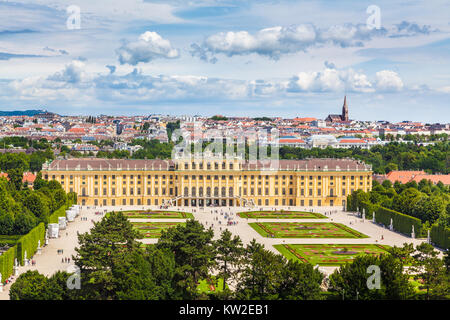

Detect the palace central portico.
xmin=41 ymin=157 xmax=372 ymax=208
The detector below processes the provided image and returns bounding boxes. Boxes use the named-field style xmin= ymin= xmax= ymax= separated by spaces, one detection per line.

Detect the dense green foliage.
xmin=348 ymin=180 xmax=449 ymax=240
xmin=279 ymin=141 xmax=449 ymax=174
xmin=210 ymin=115 xmax=228 ymax=121
xmin=0 ymin=244 xmax=16 ymax=281
xmin=0 ymin=175 xmax=70 ymax=235
xmin=375 ymin=207 xmax=423 ymax=237
xmin=165 ymin=120 xmax=180 ymax=141
xmin=0 ymin=149 xmax=53 ymax=172
xmin=430 ymin=224 xmax=450 ymax=249
xmin=410 ymin=243 xmax=449 ymax=299
xmin=329 ymin=253 xmax=414 ymax=300
xmin=16 ymin=222 xmax=45 ymax=265
xmin=9 ymin=213 xmax=449 ymax=300
xmin=8 ymin=213 xmax=325 ymax=300
xmin=131 ymin=139 xmax=173 ymax=160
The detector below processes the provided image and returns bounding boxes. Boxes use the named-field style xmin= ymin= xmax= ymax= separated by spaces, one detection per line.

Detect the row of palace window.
xmin=78 ymin=185 xmax=357 ymax=197
xmin=88 ymin=198 xmax=160 ymax=206
xmin=180 ymin=162 xmax=238 ymax=170
xmin=85 ymin=197 xmax=340 ymax=207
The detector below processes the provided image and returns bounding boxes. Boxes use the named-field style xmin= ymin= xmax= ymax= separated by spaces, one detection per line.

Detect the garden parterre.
xmin=237 ymin=211 xmax=326 ymax=219
xmin=121 ymin=210 xmax=194 ymax=219
xmin=274 ymin=244 xmax=391 ymax=266
xmin=249 ymin=222 xmax=368 ymax=238
xmin=132 ymin=222 xmax=185 ymax=238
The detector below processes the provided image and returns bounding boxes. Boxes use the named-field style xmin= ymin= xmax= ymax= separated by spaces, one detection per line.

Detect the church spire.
xmin=342 ymin=95 xmax=349 ymax=121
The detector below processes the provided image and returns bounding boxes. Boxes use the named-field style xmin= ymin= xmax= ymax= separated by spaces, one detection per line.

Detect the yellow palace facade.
xmin=41 ymin=158 xmax=372 ymax=208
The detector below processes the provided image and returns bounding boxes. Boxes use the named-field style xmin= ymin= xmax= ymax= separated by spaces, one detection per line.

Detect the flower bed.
xmin=249 ymin=222 xmax=368 ymax=238
xmin=238 ymin=211 xmax=326 ymax=219
xmin=274 ymin=244 xmax=391 ymax=266
xmin=122 ymin=210 xmax=194 ymax=219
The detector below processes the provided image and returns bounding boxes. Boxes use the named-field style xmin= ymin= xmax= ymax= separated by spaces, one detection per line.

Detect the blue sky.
xmin=0 ymin=0 xmax=449 ymax=122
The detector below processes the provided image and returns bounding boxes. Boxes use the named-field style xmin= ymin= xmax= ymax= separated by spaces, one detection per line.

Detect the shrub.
xmin=430 ymin=224 xmax=450 ymax=250
xmin=375 ymin=207 xmax=423 ymax=237
xmin=48 ymin=200 xmax=74 ymax=224
xmin=359 ymin=201 xmax=380 ymax=219
xmin=0 ymin=245 xmax=17 ymax=282
xmin=16 ymin=223 xmax=45 ymax=265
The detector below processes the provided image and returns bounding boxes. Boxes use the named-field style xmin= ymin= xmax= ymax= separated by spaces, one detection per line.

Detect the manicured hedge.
xmin=375 ymin=207 xmax=423 ymax=237
xmin=48 ymin=199 xmax=74 ymax=224
xmin=430 ymin=224 xmax=450 ymax=250
xmin=346 ymin=194 xmax=355 ymax=211
xmin=0 ymin=202 xmax=72 ymax=279
xmin=359 ymin=201 xmax=379 ymax=219
xmin=0 ymin=244 xmax=16 ymax=283
xmin=16 ymin=222 xmax=45 ymax=265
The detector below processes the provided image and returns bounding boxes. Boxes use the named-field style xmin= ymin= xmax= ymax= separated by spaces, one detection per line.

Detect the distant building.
xmin=374 ymin=170 xmax=450 ymax=186
xmin=326 ymin=96 xmax=349 ymax=122
xmin=306 ymin=135 xmax=338 ymax=148
xmin=36 ymin=111 xmax=58 ymax=121
xmin=0 ymin=171 xmax=36 ymax=188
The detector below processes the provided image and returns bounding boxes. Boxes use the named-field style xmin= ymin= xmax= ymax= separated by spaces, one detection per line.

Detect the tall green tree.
xmin=235 ymin=242 xmax=285 ymax=299
xmin=214 ymin=229 xmax=244 ymax=297
xmin=329 ymin=254 xmax=414 ymax=300
xmin=278 ymin=260 xmax=324 ymax=300
xmin=156 ymin=219 xmax=215 ymax=299
xmin=73 ymin=212 xmax=142 ymax=300
xmin=411 ymin=243 xmax=448 ymax=300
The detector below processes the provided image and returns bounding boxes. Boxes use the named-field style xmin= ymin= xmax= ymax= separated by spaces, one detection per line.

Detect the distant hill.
xmin=0 ymin=110 xmax=46 ymax=116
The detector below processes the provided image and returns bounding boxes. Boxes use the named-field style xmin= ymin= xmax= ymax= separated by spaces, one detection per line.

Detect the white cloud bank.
xmin=2 ymin=60 xmax=426 ymax=106
xmin=191 ymin=21 xmax=438 ymax=62
xmin=116 ymin=31 xmax=179 ymax=66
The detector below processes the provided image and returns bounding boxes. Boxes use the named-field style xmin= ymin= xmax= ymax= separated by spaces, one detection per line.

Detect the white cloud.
xmin=191 ymin=20 xmax=440 ymax=62
xmin=116 ymin=31 xmax=179 ymax=66
xmin=3 ymin=61 xmax=411 ymax=106
xmin=47 ymin=60 xmax=87 ymax=83
xmin=375 ymin=70 xmax=404 ymax=92
xmin=287 ymin=68 xmax=373 ymax=93
xmin=191 ymin=23 xmax=389 ymax=61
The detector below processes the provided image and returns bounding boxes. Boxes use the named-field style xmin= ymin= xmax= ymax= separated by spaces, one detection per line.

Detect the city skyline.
xmin=0 ymin=0 xmax=449 ymax=122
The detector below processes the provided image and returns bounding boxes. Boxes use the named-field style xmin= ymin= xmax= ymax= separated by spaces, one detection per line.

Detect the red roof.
xmin=0 ymin=172 xmax=36 ymax=184
xmin=68 ymin=128 xmax=86 ymax=133
xmin=339 ymin=139 xmax=366 ymax=144
xmin=294 ymin=117 xmax=317 ymax=122
xmin=386 ymin=171 xmax=426 ymax=184
xmin=410 ymin=174 xmax=450 ymax=186
xmin=279 ymin=139 xmax=306 ymax=144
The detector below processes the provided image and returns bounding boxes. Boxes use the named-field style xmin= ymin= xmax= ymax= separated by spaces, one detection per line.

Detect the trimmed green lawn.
xmin=238 ymin=211 xmax=326 ymax=219
xmin=274 ymin=244 xmax=391 ymax=266
xmin=197 ymin=277 xmax=227 ymax=294
xmin=121 ymin=210 xmax=194 ymax=219
xmin=249 ymin=222 xmax=368 ymax=238
xmin=132 ymin=222 xmax=185 ymax=238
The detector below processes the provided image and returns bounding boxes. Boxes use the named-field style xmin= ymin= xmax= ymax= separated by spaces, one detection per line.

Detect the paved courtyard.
xmin=0 ymin=205 xmax=430 ymax=299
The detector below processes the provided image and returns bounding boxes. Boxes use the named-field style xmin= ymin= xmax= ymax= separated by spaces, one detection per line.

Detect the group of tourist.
xmin=61 ymin=257 xmax=71 ymax=264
